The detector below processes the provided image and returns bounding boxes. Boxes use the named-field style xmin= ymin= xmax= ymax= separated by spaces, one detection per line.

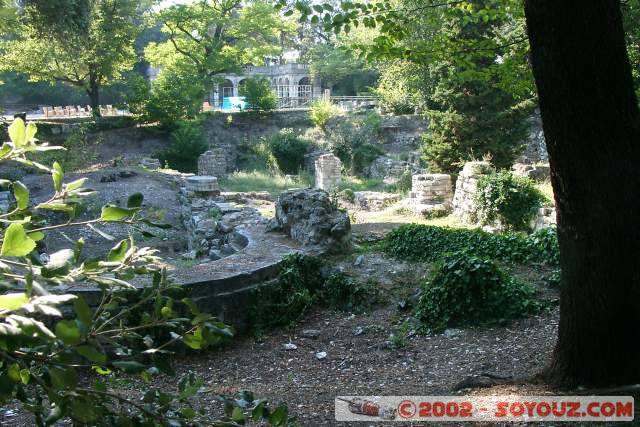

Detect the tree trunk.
xmin=524 ymin=0 xmax=640 ymax=387
xmin=87 ymin=76 xmax=101 ymax=117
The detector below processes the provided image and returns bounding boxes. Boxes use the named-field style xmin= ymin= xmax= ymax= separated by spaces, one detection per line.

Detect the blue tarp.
xmin=221 ymin=96 xmax=247 ymax=111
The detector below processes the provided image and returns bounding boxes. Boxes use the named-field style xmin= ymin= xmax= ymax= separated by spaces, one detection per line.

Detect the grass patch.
xmin=335 ymin=176 xmax=387 ymax=192
xmin=220 ymin=170 xmax=312 ymax=196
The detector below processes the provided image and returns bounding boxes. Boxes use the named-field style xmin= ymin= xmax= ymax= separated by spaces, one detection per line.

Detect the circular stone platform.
xmin=66 ymin=222 xmax=308 ymax=332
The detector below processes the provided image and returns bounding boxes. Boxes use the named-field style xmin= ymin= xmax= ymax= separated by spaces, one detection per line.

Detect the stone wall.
xmin=198 ymin=149 xmax=227 ymax=177
xmin=410 ymin=174 xmax=453 ymax=216
xmin=314 ymin=154 xmax=342 ymax=191
xmin=452 ymin=161 xmax=495 ymax=223
xmin=368 ymin=155 xmax=425 ymax=184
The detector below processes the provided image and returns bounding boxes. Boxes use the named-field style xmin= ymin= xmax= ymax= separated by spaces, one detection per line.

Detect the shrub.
xmin=328 ymin=118 xmax=384 ymax=175
xmin=35 ymin=125 xmax=101 ymax=172
xmin=143 ymin=64 xmax=207 ymax=127
xmin=386 ymin=170 xmax=413 ymax=194
xmin=250 ymin=254 xmax=377 ymax=331
xmin=158 ymin=120 xmax=208 ymax=172
xmin=474 ymin=171 xmax=545 ymax=232
xmin=381 ymin=224 xmax=559 ymax=265
xmin=375 ymin=60 xmax=427 ymax=114
xmin=415 ymin=251 xmax=543 ymax=332
xmin=236 ymin=137 xmax=279 ymax=173
xmin=268 ymin=128 xmax=310 ymax=174
xmin=310 ymin=98 xmax=340 ymax=129
xmin=240 ymin=77 xmax=277 ymax=111
xmin=339 ymin=188 xmax=355 ymax=203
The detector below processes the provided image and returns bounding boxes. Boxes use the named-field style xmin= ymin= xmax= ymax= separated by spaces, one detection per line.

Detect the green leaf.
xmin=183 ymin=330 xmax=203 ymax=350
xmin=231 ymin=407 xmax=246 ymax=423
xmin=42 ymin=249 xmax=74 ymax=277
xmin=100 ymin=205 xmax=136 ymax=221
xmin=107 ymin=239 xmax=128 ymax=262
xmin=25 ymin=121 xmax=37 ymax=142
xmin=28 ymin=231 xmax=45 ymax=241
xmin=8 ymin=363 xmax=20 ymax=382
xmin=52 ymin=162 xmax=63 ymax=192
xmin=269 ymin=406 xmax=288 ymax=426
xmin=55 ymin=320 xmax=81 ymax=345
xmin=12 ymin=181 xmax=29 ymax=210
xmin=74 ymin=297 xmax=93 ymax=326
xmin=0 ymin=293 xmax=28 ymax=311
xmin=35 ymin=202 xmax=75 ymax=215
xmin=0 ymin=142 xmax=13 ymax=159
xmin=76 ymin=345 xmax=107 ymax=364
xmin=1 ymin=223 xmax=36 ymax=257
xmin=48 ymin=366 xmax=78 ymax=389
xmin=19 ymin=368 xmax=30 ymax=384
xmin=64 ymin=178 xmax=87 ymax=192
xmin=8 ymin=118 xmax=26 ymax=147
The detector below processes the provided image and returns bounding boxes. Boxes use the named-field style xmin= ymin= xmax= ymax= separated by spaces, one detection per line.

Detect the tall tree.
xmin=146 ymin=0 xmax=296 ymax=84
xmin=0 ymin=0 xmax=139 ymax=112
xmin=524 ymin=0 xmax=640 ymax=387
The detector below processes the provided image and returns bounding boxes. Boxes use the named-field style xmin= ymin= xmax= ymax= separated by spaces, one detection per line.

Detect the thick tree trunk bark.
xmin=87 ymin=75 xmax=101 ymax=117
xmin=524 ymin=1 xmax=640 ymax=387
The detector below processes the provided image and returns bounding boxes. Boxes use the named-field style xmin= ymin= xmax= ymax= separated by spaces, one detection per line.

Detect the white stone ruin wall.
xmin=198 ymin=149 xmax=227 ymax=177
xmin=315 ymin=154 xmax=342 ymax=191
xmin=410 ymin=174 xmax=454 ymax=215
xmin=452 ymin=161 xmax=495 ymax=224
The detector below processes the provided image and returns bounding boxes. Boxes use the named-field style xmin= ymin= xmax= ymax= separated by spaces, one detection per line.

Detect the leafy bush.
xmin=158 ymin=120 xmax=208 ymax=172
xmin=415 ymin=251 xmax=542 ymax=332
xmin=250 ymin=254 xmax=378 ymax=331
xmin=142 ymin=64 xmax=206 ymax=127
xmin=250 ymin=254 xmax=325 ymax=331
xmin=328 ymin=117 xmax=384 ymax=175
xmin=382 ymin=224 xmax=559 ymax=265
xmin=240 ymin=77 xmax=277 ymax=111
xmin=0 ymin=119 xmax=290 ymax=425
xmin=321 ymin=273 xmax=380 ymax=312
xmin=474 ymin=171 xmax=545 ymax=232
xmin=310 ymin=98 xmax=340 ymax=129
xmin=268 ymin=128 xmax=310 ymax=174
xmin=236 ymin=137 xmax=279 ymax=172
xmin=339 ymin=188 xmax=356 ymax=203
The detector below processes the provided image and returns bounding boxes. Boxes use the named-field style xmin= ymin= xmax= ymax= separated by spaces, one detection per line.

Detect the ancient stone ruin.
xmin=186 ymin=175 xmax=220 ymax=196
xmin=354 ymin=191 xmax=401 ymax=211
xmin=452 ymin=161 xmax=495 ymax=223
xmin=411 ymin=173 xmax=454 ymax=216
xmin=314 ymin=154 xmax=342 ymax=191
xmin=511 ymin=162 xmax=551 ymax=181
xmin=198 ymin=149 xmax=227 ymax=177
xmin=268 ymin=188 xmax=351 ymax=253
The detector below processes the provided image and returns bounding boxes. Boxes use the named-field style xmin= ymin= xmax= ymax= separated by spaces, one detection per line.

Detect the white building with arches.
xmin=209 ymin=63 xmax=322 ymax=108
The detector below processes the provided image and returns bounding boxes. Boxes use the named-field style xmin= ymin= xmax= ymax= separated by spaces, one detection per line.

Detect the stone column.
xmin=452 ymin=161 xmax=495 ymax=223
xmin=314 ymin=154 xmax=342 ymax=191
xmin=197 ymin=149 xmax=227 ymax=178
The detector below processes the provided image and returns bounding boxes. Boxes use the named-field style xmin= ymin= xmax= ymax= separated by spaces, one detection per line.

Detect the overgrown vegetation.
xmin=415 ymin=251 xmax=543 ymax=332
xmin=382 ymin=224 xmax=559 ymax=265
xmin=268 ymin=128 xmax=310 ymax=174
xmin=309 ymin=98 xmax=340 ymax=130
xmin=327 ymin=114 xmax=384 ymax=175
xmin=240 ymin=77 xmax=278 ymax=111
xmin=158 ymin=120 xmax=208 ymax=172
xmin=34 ymin=125 xmax=101 ymax=172
xmin=250 ymin=254 xmax=380 ymax=332
xmin=473 ymin=171 xmax=545 ymax=232
xmin=0 ymin=119 xmax=290 ymax=425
